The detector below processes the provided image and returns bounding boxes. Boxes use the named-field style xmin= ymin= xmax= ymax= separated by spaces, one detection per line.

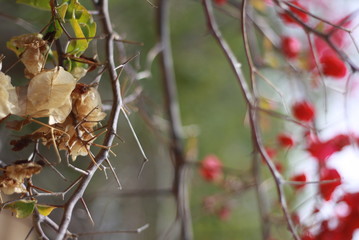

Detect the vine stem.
xmin=157 ymin=0 xmax=193 ymax=239
xmin=202 ymin=0 xmax=300 ymax=239
xmin=55 ymin=0 xmax=123 ymax=239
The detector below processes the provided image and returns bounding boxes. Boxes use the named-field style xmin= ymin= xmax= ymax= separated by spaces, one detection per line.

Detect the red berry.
xmin=307 ymin=134 xmax=351 ymax=163
xmin=320 ymin=54 xmax=347 ymax=78
xmin=290 ymin=173 xmax=307 ymax=190
xmin=280 ymin=1 xmax=309 ymax=25
xmin=277 ymin=133 xmax=295 ymax=148
xmin=265 ymin=146 xmax=276 ymax=159
xmin=200 ymin=155 xmax=222 ymax=182
xmin=214 ymin=0 xmax=226 ymax=5
xmin=282 ymin=36 xmax=301 ymax=59
xmin=292 ymin=101 xmax=315 ymax=122
xmin=319 ymin=168 xmax=341 ymax=201
xmin=218 ymin=205 xmax=231 ymax=221
xmin=274 ymin=161 xmax=284 ymax=173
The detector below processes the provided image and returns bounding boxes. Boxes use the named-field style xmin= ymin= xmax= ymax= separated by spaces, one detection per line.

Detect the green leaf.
xmin=5 ymin=200 xmax=36 ymax=218
xmin=16 ymin=0 xmax=51 ymax=10
xmin=64 ymin=0 xmax=96 ymax=56
xmin=67 ymin=18 xmax=88 ymax=55
xmin=37 ymin=204 xmax=57 ymax=216
xmin=44 ymin=20 xmax=63 ymax=41
xmin=56 ymin=2 xmax=69 ymax=21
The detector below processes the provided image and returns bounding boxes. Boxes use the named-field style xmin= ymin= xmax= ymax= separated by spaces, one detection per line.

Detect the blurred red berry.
xmin=292 ymin=213 xmax=300 ymax=225
xmin=319 ymin=168 xmax=341 ymax=201
xmin=200 ymin=155 xmax=222 ymax=182
xmin=329 ymin=134 xmax=351 ymax=151
xmin=277 ymin=133 xmax=295 ymax=148
xmin=282 ymin=36 xmax=301 ymax=59
xmin=265 ymin=146 xmax=276 ymax=159
xmin=292 ymin=101 xmax=315 ymax=122
xmin=214 ymin=0 xmax=226 ymax=5
xmin=290 ymin=173 xmax=307 ymax=190
xmin=307 ymin=134 xmax=351 ymax=163
xmin=218 ymin=205 xmax=231 ymax=221
xmin=320 ymin=54 xmax=347 ymax=78
xmin=274 ymin=161 xmax=284 ymax=173
xmin=280 ymin=1 xmax=309 ymax=25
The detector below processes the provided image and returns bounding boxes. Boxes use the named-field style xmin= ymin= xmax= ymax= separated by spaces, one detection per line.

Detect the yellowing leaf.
xmin=264 ymin=52 xmax=280 ymax=68
xmin=64 ymin=0 xmax=96 ymax=56
xmin=16 ymin=0 xmax=51 ymax=10
xmin=5 ymin=200 xmax=36 ymax=218
xmin=258 ymin=98 xmax=276 ymax=110
xmin=56 ymin=3 xmax=69 ymax=21
xmin=37 ymin=204 xmax=57 ymax=216
xmin=250 ymin=0 xmax=266 ymax=12
xmin=67 ymin=18 xmax=88 ymax=55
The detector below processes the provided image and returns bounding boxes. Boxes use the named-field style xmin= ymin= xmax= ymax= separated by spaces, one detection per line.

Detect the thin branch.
xmin=76 ymin=223 xmax=150 ymax=236
xmin=157 ymin=0 xmax=193 ymax=239
xmin=202 ymin=0 xmax=300 ymax=239
xmin=55 ymin=0 xmax=124 ymax=238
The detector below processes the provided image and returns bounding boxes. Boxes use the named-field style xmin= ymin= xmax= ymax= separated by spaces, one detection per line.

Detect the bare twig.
xmin=76 ymin=223 xmax=150 ymax=236
xmin=202 ymin=0 xmax=300 ymax=239
xmin=55 ymin=0 xmax=124 ymax=238
xmin=157 ymin=0 xmax=193 ymax=239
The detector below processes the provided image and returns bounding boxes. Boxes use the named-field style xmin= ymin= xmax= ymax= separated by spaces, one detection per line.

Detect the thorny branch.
xmin=157 ymin=0 xmax=193 ymax=239
xmin=55 ymin=0 xmax=123 ymax=239
xmin=202 ymin=0 xmax=299 ymax=239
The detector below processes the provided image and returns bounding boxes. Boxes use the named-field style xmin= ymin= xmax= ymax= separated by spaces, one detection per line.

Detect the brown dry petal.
xmin=71 ymin=66 xmax=88 ymax=81
xmin=34 ymin=116 xmax=95 ymax=161
xmin=71 ymin=83 xmax=106 ymax=129
xmin=32 ymin=84 xmax=106 ymax=161
xmin=10 ymin=34 xmax=48 ymax=78
xmin=24 ymin=67 xmax=77 ymax=124
xmin=0 ymin=72 xmax=19 ymax=119
xmin=4 ymin=162 xmax=42 ymax=181
xmin=0 ymin=176 xmax=26 ymax=195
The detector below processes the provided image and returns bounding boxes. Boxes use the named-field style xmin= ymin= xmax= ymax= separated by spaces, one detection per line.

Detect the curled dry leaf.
xmin=4 ymin=161 xmax=42 ymax=180
xmin=0 ymin=72 xmax=19 ymax=119
xmin=35 ymin=118 xmax=95 ymax=161
xmin=0 ymin=161 xmax=42 ymax=195
xmin=71 ymin=83 xmax=107 ymax=129
xmin=0 ymin=176 xmax=26 ymax=195
xmin=18 ymin=67 xmax=77 ymax=124
xmin=7 ymin=33 xmax=48 ymax=79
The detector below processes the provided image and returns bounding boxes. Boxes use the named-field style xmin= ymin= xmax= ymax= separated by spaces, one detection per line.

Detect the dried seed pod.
xmin=0 ymin=161 xmax=42 ymax=195
xmin=23 ymin=67 xmax=77 ymax=124
xmin=7 ymin=33 xmax=48 ymax=78
xmin=0 ymin=72 xmax=19 ymax=119
xmin=0 ymin=176 xmax=26 ymax=195
xmin=32 ymin=83 xmax=106 ymax=161
xmin=4 ymin=161 xmax=42 ymax=181
xmin=71 ymin=83 xmax=106 ymax=129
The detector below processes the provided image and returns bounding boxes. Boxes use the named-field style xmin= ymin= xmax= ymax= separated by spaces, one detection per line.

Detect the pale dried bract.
xmin=0 ymin=176 xmax=26 ymax=195
xmin=33 ymin=84 xmax=106 ymax=160
xmin=0 ymin=72 xmax=19 ymax=119
xmin=21 ymin=67 xmax=77 ymax=124
xmin=71 ymin=83 xmax=107 ymax=129
xmin=7 ymin=33 xmax=48 ymax=79
xmin=0 ymin=162 xmax=42 ymax=195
